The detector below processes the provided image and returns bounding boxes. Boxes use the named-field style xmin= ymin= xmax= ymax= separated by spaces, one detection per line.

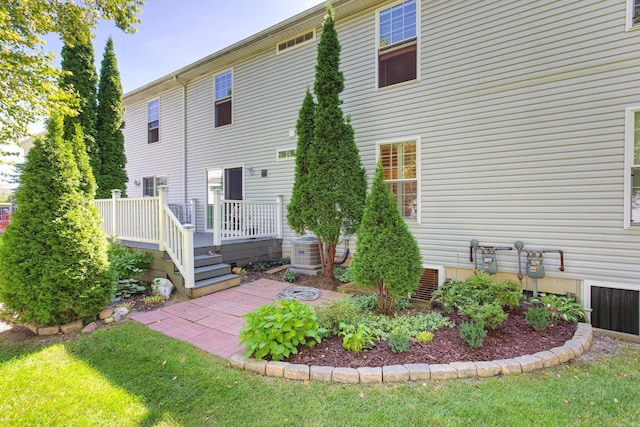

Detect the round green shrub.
xmin=525 ymin=306 xmax=554 ymax=331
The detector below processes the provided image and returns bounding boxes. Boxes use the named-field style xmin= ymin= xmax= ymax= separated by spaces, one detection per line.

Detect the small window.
xmin=378 ymin=140 xmax=419 ymax=220
xmin=276 ymin=147 xmax=297 ymax=161
xmin=147 ymin=100 xmax=159 ymax=143
xmin=142 ymin=176 xmax=167 ymax=197
xmin=624 ymin=106 xmax=640 ymax=227
xmin=627 ymin=0 xmax=640 ymax=31
xmin=277 ymin=31 xmax=315 ymax=54
xmin=377 ymin=0 xmax=418 ymax=88
xmin=215 ymin=71 xmax=232 ymax=127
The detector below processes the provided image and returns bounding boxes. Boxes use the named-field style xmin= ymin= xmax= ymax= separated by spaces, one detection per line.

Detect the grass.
xmin=1 ymin=321 xmax=639 ymax=426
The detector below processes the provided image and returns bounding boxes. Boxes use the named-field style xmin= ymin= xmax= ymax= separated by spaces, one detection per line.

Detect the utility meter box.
xmin=526 ymin=253 xmax=545 ymax=278
xmin=482 ymin=250 xmax=498 ymax=275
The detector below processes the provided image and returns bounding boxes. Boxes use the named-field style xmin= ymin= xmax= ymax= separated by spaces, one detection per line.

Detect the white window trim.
xmin=213 ymin=68 xmax=234 ymax=128
xmin=142 ymin=175 xmax=167 ymax=197
xmin=375 ymin=136 xmax=421 ymax=224
xmin=624 ymin=106 xmax=640 ymax=228
xmin=626 ymin=0 xmax=640 ymax=31
xmin=276 ymin=146 xmax=297 ymax=161
xmin=275 ymin=30 xmax=316 ymax=55
xmin=582 ymin=280 xmax=639 ymax=326
xmin=147 ymin=98 xmax=160 ymax=144
xmin=374 ymin=0 xmax=421 ymax=91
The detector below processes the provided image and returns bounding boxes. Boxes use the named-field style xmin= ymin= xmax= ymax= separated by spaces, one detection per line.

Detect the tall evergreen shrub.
xmin=96 ymin=37 xmax=128 ymax=198
xmin=350 ymin=162 xmax=423 ymax=314
xmin=61 ymin=34 xmax=100 ymax=184
xmin=287 ymin=5 xmax=367 ymax=279
xmin=0 ymin=114 xmax=113 ymax=326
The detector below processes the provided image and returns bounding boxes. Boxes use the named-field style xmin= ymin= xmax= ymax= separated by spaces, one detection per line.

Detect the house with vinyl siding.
xmin=120 ymin=0 xmax=640 ymax=336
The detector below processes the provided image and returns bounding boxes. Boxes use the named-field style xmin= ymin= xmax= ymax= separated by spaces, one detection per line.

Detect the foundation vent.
xmin=411 ymin=268 xmax=440 ymax=301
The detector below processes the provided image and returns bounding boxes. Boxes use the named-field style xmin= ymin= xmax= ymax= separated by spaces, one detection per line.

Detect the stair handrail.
xmin=159 ymin=186 xmax=195 ymax=289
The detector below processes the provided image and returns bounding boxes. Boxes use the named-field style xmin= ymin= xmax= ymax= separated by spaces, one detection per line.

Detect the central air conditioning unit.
xmin=290 ymin=236 xmax=322 ymax=275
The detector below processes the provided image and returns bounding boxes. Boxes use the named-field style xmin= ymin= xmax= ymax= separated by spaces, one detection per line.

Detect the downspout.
xmin=173 ymin=75 xmax=188 ymax=206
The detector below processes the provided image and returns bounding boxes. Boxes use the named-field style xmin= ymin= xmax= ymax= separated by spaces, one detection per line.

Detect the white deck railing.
xmin=94 ymin=188 xmax=283 ymax=289
xmin=210 ymin=190 xmax=283 ymax=245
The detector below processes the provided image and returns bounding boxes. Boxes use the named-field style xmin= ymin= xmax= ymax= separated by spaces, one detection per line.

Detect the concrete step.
xmin=194 ymin=253 xmax=223 ymax=268
xmin=194 ymin=263 xmax=232 ymax=281
xmin=191 ymin=274 xmax=241 ymax=298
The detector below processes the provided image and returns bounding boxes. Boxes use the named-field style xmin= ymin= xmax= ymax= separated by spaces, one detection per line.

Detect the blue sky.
xmin=57 ymin=0 xmax=324 ymax=93
xmin=1 ymin=1 xmax=325 ymax=187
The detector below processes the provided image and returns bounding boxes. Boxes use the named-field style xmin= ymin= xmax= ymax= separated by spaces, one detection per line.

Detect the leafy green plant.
xmin=459 ymin=321 xmax=487 ymax=349
xmin=333 ymin=267 xmax=353 ymax=283
xmin=416 ymin=330 xmax=434 ymax=343
xmin=239 ymin=299 xmax=326 ymax=360
xmin=283 ymin=270 xmax=298 ymax=283
xmin=388 ymin=329 xmax=410 ymax=353
xmin=144 ymin=295 xmax=164 ymax=306
xmin=348 ymin=294 xmax=412 ymax=313
xmin=113 ymin=278 xmax=146 ymax=302
xmin=108 ymin=243 xmax=153 ymax=301
xmin=357 ymin=311 xmax=453 ymax=341
xmin=525 ymin=306 xmax=553 ymax=331
xmin=461 ymin=301 xmax=508 ymax=330
xmin=432 ymin=272 xmax=522 ymax=313
xmin=339 ymin=322 xmax=375 ymax=353
xmin=248 ymin=257 xmax=291 ymax=272
xmin=315 ymin=299 xmax=361 ymax=337
xmin=530 ymin=293 xmax=592 ymax=323
xmin=349 ymin=294 xmax=379 ymax=312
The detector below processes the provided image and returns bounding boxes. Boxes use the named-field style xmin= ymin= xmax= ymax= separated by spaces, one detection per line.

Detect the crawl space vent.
xmin=412 ymin=268 xmax=440 ymax=301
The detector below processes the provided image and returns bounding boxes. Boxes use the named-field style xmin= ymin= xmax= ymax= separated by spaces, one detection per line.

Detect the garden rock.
xmin=61 ymin=320 xmax=83 ymax=334
xmin=82 ymin=322 xmax=98 ymax=333
xmin=99 ymin=309 xmax=114 ymax=320
xmin=114 ymin=307 xmax=129 ymax=317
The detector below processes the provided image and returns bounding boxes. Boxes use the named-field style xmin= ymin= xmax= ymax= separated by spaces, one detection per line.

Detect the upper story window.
xmin=377 ymin=0 xmax=418 ymax=88
xmin=378 ymin=140 xmax=419 ymax=221
xmin=147 ymin=99 xmax=159 ymax=143
xmin=277 ymin=31 xmax=315 ymax=54
xmin=215 ymin=71 xmax=233 ymax=127
xmin=625 ymin=107 xmax=640 ymax=227
xmin=627 ymin=0 xmax=640 ymax=31
xmin=142 ymin=176 xmax=167 ymax=197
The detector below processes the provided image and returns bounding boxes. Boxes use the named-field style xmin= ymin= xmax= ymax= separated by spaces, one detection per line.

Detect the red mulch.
xmin=286 ymin=306 xmax=577 ymax=368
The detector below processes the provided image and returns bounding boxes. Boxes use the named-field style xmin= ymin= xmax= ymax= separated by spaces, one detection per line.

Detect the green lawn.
xmin=1 ymin=321 xmax=638 ymax=426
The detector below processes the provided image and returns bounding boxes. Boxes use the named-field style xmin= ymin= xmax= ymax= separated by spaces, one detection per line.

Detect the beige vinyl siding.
xmin=123 ymin=87 xmax=185 ymax=202
xmin=123 ymin=0 xmax=640 ymax=287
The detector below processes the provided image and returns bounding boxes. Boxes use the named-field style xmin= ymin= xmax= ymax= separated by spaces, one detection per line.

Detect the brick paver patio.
xmin=130 ymin=278 xmax=344 ymax=359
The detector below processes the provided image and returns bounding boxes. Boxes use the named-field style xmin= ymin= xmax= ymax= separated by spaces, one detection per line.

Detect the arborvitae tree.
xmin=0 ymin=114 xmax=113 ymax=326
xmin=287 ymin=89 xmax=316 ymax=235
xmin=288 ymin=5 xmax=367 ymax=279
xmin=96 ymin=37 xmax=128 ymax=198
xmin=61 ymin=32 xmax=100 ymax=182
xmin=350 ymin=161 xmax=423 ymax=315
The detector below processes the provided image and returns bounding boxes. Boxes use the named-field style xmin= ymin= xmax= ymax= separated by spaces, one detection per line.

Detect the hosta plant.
xmin=239 ymin=299 xmax=326 ymax=360
xmin=530 ymin=293 xmax=592 ymax=323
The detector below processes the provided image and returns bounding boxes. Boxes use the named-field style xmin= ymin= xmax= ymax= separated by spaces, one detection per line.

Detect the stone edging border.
xmin=228 ymin=323 xmax=592 ymax=383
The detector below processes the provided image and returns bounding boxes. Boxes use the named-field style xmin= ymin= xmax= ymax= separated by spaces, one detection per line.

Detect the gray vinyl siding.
xmin=123 ymin=0 xmax=640 ymax=288
xmin=123 ymin=88 xmax=185 ymax=202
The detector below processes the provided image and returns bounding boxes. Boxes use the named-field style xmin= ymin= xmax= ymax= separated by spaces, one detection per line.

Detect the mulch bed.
xmin=286 ymin=306 xmax=577 ymax=368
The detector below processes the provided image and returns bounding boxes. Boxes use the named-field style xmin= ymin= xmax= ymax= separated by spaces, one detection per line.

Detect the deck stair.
xmin=188 ymin=247 xmax=240 ymax=298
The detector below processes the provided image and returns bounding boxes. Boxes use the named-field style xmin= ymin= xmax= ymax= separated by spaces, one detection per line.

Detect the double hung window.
xmin=378 ymin=0 xmax=418 ymax=88
xmin=379 ymin=140 xmax=419 ymax=220
xmin=215 ymin=71 xmax=233 ymax=127
xmin=148 ymin=100 xmax=159 ymax=143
